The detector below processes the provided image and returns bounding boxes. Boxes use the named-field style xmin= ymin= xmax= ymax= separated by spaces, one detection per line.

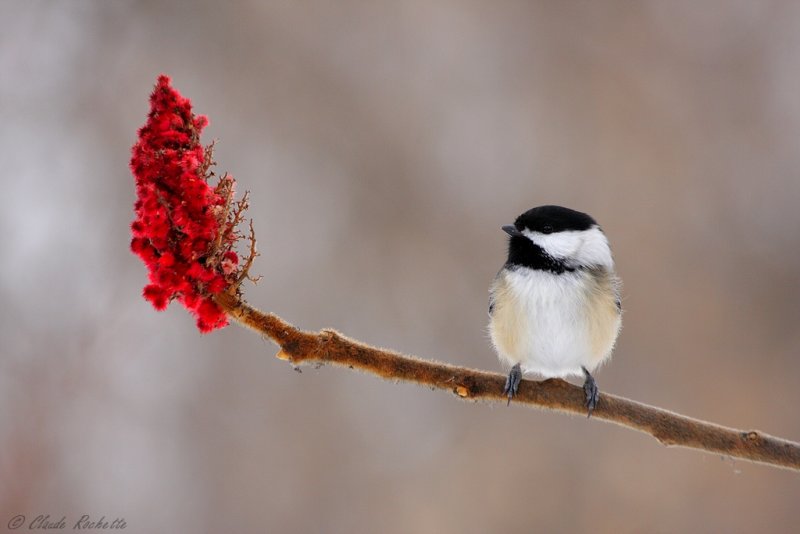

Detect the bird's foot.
xmin=582 ymin=366 xmax=599 ymax=417
xmin=503 ymin=363 xmax=522 ymax=406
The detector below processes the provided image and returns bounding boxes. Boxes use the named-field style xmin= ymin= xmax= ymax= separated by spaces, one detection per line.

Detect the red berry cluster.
xmin=130 ymin=75 xmax=243 ymax=333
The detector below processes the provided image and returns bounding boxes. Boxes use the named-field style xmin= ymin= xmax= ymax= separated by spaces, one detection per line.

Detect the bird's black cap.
xmin=512 ymin=205 xmax=597 ymax=234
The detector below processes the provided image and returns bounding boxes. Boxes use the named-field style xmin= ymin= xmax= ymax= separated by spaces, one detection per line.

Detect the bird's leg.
xmin=582 ymin=366 xmax=599 ymax=417
xmin=503 ymin=363 xmax=522 ymax=406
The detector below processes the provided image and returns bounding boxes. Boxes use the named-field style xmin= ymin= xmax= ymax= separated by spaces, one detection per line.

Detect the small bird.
xmin=488 ymin=205 xmax=622 ymax=415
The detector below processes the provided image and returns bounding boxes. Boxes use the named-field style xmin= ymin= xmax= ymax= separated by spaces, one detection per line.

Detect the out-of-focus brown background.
xmin=2 ymin=2 xmax=800 ymax=533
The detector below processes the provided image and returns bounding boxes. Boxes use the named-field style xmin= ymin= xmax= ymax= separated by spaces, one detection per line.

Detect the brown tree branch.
xmin=214 ymin=291 xmax=800 ymax=473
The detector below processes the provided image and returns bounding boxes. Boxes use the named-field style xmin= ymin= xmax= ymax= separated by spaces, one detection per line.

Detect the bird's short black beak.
xmin=502 ymin=225 xmax=522 ymax=237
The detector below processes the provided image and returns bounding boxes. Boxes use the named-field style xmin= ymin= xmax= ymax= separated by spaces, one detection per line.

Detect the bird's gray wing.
xmin=488 ymin=267 xmax=505 ymax=317
xmin=613 ymin=273 xmax=622 ymax=313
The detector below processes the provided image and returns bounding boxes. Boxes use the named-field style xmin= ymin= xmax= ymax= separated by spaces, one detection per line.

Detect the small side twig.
xmin=236 ymin=219 xmax=260 ymax=287
xmin=213 ymin=291 xmax=800 ymax=473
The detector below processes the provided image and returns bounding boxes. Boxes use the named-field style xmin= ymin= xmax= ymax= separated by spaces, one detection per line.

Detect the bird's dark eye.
xmin=541 ymin=225 xmax=554 ymax=234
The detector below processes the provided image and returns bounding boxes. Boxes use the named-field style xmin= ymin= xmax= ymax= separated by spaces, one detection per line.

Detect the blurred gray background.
xmin=2 ymin=1 xmax=800 ymax=533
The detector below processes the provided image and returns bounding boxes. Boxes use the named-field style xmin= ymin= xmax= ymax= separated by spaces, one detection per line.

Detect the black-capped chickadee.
xmin=488 ymin=205 xmax=622 ymax=415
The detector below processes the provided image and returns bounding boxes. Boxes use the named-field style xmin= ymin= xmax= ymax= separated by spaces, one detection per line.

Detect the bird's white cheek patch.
xmin=524 ymin=227 xmax=613 ymax=267
xmin=523 ymin=229 xmax=582 ymax=259
xmin=574 ymin=227 xmax=613 ymax=267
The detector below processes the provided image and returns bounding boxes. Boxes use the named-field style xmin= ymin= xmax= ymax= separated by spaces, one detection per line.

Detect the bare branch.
xmin=214 ymin=291 xmax=800 ymax=473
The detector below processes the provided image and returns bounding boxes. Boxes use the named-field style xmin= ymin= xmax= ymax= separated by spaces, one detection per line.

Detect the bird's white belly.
xmin=489 ymin=268 xmax=612 ymax=378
